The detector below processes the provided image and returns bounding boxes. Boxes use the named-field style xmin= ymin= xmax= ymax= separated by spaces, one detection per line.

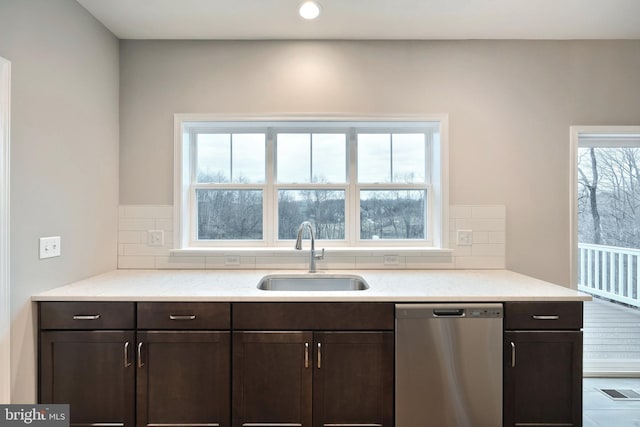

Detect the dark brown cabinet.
xmin=40 ymin=330 xmax=136 ymax=427
xmin=232 ymin=332 xmax=313 ymax=427
xmin=313 ymin=332 xmax=394 ymax=427
xmin=137 ymin=331 xmax=230 ymax=427
xmin=135 ymin=302 xmax=231 ymax=427
xmin=503 ymin=302 xmax=583 ymax=427
xmin=232 ymin=303 xmax=394 ymax=427
xmin=39 ymin=302 xmax=136 ymax=427
xmin=39 ymin=298 xmax=586 ymax=427
xmin=39 ymin=302 xmax=231 ymax=427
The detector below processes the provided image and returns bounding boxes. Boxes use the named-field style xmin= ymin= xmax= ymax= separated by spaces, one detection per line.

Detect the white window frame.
xmin=187 ymin=125 xmax=269 ymax=247
xmin=174 ymin=115 xmax=449 ymax=251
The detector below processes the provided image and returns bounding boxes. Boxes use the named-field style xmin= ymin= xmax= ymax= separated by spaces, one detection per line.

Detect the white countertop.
xmin=32 ymin=269 xmax=591 ymax=302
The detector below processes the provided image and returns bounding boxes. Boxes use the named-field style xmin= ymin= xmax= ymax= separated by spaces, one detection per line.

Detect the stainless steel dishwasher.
xmin=396 ymin=303 xmax=503 ymax=427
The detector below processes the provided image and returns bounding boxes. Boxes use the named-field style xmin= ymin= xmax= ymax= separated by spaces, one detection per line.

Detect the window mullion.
xmin=229 ymin=134 xmax=234 ymax=183
xmin=426 ymin=129 xmax=432 ymax=184
xmin=190 ymin=130 xmax=198 ymax=244
xmin=266 ymin=128 xmax=276 ymax=245
xmin=310 ymin=134 xmax=314 ymax=183
xmin=390 ymin=133 xmax=394 ymax=183
xmin=349 ymin=128 xmax=358 ymax=245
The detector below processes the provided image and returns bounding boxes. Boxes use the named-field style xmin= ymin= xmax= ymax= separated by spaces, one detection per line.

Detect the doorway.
xmin=571 ymin=126 xmax=640 ymax=377
xmin=0 ymin=55 xmax=10 ymax=403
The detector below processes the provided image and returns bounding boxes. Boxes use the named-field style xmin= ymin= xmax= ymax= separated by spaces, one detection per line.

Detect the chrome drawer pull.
xmin=324 ymin=424 xmax=383 ymax=426
xmin=72 ymin=424 xmax=124 ymax=427
xmin=317 ymin=342 xmax=322 ymax=369
xmin=514 ymin=423 xmax=574 ymax=426
xmin=242 ymin=424 xmax=302 ymax=427
xmin=148 ymin=424 xmax=220 ymax=427
xmin=532 ymin=315 xmax=560 ymax=320
xmin=169 ymin=314 xmax=197 ymax=320
xmin=73 ymin=315 xmax=100 ymax=320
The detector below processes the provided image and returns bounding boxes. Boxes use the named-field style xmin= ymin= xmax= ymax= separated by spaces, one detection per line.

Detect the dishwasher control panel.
xmin=396 ymin=303 xmax=503 ymax=319
xmin=468 ymin=307 xmax=503 ymax=318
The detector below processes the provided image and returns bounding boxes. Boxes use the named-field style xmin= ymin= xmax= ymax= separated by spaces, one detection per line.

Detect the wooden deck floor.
xmin=583 ymin=297 xmax=640 ymax=376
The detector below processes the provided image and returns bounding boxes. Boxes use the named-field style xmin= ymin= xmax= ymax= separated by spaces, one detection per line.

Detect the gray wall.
xmin=119 ymin=40 xmax=640 ymax=286
xmin=0 ymin=0 xmax=119 ymax=402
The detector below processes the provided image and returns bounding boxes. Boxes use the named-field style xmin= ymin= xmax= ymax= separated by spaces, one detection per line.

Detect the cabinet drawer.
xmin=40 ymin=302 xmax=135 ymax=330
xmin=137 ymin=302 xmax=230 ymax=329
xmin=505 ymin=302 xmax=583 ymax=330
xmin=233 ymin=302 xmax=394 ymax=330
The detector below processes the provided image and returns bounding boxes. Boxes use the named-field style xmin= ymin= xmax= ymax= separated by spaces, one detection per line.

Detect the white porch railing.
xmin=578 ymin=243 xmax=640 ymax=308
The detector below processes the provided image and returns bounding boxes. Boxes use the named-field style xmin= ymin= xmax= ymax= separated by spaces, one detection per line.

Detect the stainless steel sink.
xmin=257 ymin=274 xmax=369 ymax=291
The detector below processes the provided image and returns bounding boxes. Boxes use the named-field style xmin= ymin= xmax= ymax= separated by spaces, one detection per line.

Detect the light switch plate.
xmin=147 ymin=230 xmax=164 ymax=246
xmin=39 ymin=236 xmax=61 ymax=259
xmin=456 ymin=229 xmax=473 ymax=246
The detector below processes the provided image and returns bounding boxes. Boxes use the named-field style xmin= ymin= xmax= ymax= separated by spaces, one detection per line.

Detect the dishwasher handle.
xmin=432 ymin=309 xmax=465 ymax=317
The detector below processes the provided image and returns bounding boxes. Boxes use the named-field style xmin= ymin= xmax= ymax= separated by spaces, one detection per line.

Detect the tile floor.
xmin=584 ymin=378 xmax=640 ymax=426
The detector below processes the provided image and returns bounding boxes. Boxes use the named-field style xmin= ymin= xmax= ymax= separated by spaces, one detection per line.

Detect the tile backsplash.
xmin=118 ymin=205 xmax=506 ymax=270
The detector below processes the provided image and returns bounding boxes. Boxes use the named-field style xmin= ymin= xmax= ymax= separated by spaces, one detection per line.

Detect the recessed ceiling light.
xmin=299 ymin=1 xmax=321 ymax=20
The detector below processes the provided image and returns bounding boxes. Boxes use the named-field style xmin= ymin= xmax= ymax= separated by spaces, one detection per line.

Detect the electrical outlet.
xmin=39 ymin=236 xmax=61 ymax=259
xmin=456 ymin=229 xmax=473 ymax=246
xmin=147 ymin=230 xmax=164 ymax=246
xmin=225 ymin=255 xmax=241 ymax=266
xmin=384 ymin=255 xmax=400 ymax=266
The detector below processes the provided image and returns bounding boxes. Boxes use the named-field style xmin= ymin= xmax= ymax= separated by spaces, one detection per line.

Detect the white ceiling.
xmin=76 ymin=0 xmax=640 ymax=40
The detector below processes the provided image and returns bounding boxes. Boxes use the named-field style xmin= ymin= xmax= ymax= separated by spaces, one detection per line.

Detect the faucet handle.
xmin=314 ymin=248 xmax=325 ymax=260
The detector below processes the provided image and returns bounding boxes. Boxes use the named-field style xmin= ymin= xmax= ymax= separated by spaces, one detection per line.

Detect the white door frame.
xmin=0 ymin=56 xmax=11 ymax=403
xmin=569 ymin=125 xmax=640 ymax=289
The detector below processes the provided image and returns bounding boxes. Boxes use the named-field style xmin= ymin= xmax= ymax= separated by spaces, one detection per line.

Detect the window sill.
xmin=171 ymin=247 xmax=453 ymax=257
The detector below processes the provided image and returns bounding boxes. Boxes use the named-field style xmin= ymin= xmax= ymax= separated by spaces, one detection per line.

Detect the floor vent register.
xmin=598 ymin=388 xmax=640 ymax=401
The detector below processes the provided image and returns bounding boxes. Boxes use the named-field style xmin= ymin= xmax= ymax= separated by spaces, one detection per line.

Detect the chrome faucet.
xmin=295 ymin=221 xmax=324 ymax=273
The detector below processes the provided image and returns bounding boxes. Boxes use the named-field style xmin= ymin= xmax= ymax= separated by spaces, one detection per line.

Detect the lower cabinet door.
xmin=504 ymin=331 xmax=583 ymax=427
xmin=313 ymin=332 xmax=394 ymax=427
xmin=232 ymin=331 xmax=313 ymax=427
xmin=136 ymin=331 xmax=230 ymax=427
xmin=40 ymin=331 xmax=136 ymax=427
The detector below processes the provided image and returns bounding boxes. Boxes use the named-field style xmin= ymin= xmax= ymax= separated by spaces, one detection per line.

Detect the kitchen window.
xmin=174 ymin=116 xmax=449 ymax=250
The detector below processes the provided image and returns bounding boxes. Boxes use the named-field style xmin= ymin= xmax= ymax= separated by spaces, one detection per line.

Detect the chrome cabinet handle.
xmin=511 ymin=341 xmax=516 ymax=368
xmin=532 ymin=315 xmax=560 ymax=320
xmin=512 ymin=424 xmax=574 ymax=427
xmin=304 ymin=342 xmax=309 ymax=368
xmin=124 ymin=342 xmax=131 ymax=368
xmin=137 ymin=342 xmax=144 ymax=368
xmin=324 ymin=424 xmax=383 ymax=427
xmin=73 ymin=315 xmax=100 ymax=320
xmin=243 ymin=424 xmax=302 ymax=427
xmin=169 ymin=314 xmax=196 ymax=320
xmin=317 ymin=342 xmax=322 ymax=369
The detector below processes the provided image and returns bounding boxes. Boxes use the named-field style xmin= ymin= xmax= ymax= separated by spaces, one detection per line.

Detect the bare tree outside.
xmin=197 ymin=189 xmax=263 ymax=240
xmin=578 ymin=147 xmax=640 ymax=249
xmin=360 ymin=190 xmax=426 ymax=240
xmin=577 ymin=144 xmax=640 ymax=305
xmin=278 ymin=190 xmax=345 ymax=240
